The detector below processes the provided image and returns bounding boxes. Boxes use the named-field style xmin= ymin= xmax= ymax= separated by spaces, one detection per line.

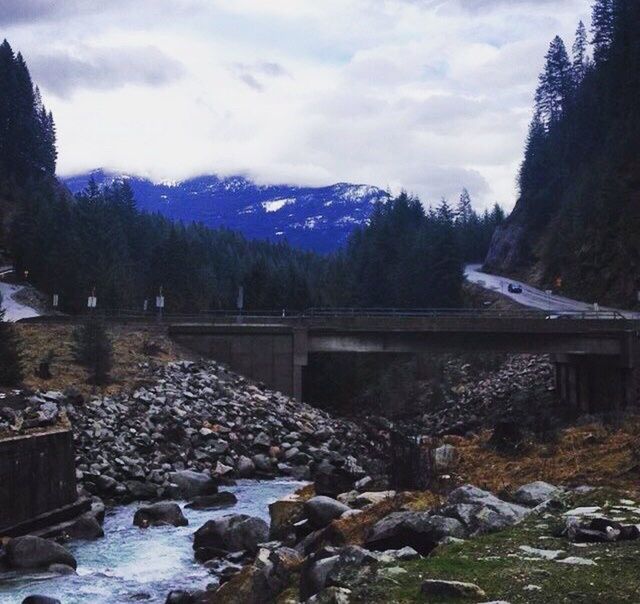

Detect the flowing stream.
xmin=0 ymin=480 xmax=303 ymax=604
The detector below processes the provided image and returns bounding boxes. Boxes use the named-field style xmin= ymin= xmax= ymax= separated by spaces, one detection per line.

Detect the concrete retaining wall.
xmin=0 ymin=428 xmax=78 ymax=535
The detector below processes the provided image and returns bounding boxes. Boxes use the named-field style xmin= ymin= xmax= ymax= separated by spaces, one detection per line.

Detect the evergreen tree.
xmin=518 ymin=111 xmax=547 ymax=194
xmin=73 ymin=313 xmax=113 ymax=385
xmin=455 ymin=188 xmax=473 ymax=225
xmin=591 ymin=0 xmax=615 ymax=63
xmin=0 ymin=292 xmax=23 ymax=386
xmin=535 ymin=36 xmax=573 ymax=127
xmin=572 ymin=20 xmax=591 ymax=86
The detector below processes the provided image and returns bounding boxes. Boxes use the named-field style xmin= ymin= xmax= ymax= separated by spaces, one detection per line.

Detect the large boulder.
xmin=305 ymin=496 xmax=351 ymax=529
xmin=513 ymin=481 xmax=561 ymax=507
xmin=64 ymin=513 xmax=105 ymax=540
xmin=269 ymin=494 xmax=306 ymax=540
xmin=442 ymin=485 xmax=530 ymax=535
xmin=186 ymin=492 xmax=238 ymax=510
xmin=314 ymin=462 xmax=360 ymax=498
xmin=168 ymin=470 xmax=218 ymax=499
xmin=6 ymin=536 xmax=77 ymax=570
xmin=22 ymin=597 xmax=62 ymax=604
xmin=193 ymin=514 xmax=268 ymax=557
xmin=365 ymin=512 xmax=465 ymax=556
xmin=133 ymin=502 xmax=188 ymax=528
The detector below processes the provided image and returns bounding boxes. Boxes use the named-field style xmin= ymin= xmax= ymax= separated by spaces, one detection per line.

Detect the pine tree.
xmin=456 ymin=188 xmax=473 ymax=226
xmin=518 ymin=111 xmax=547 ymax=193
xmin=572 ymin=21 xmax=591 ymax=87
xmin=535 ymin=36 xmax=573 ymax=127
xmin=73 ymin=314 xmax=113 ymax=385
xmin=591 ymin=0 xmax=615 ymax=63
xmin=0 ymin=292 xmax=23 ymax=386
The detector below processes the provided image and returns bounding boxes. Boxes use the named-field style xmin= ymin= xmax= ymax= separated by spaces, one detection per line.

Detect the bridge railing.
xmin=19 ymin=307 xmax=631 ymax=324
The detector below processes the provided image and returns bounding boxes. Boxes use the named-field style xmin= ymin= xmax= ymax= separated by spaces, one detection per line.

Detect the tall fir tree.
xmin=591 ymin=0 xmax=615 ymax=63
xmin=535 ymin=36 xmax=573 ymax=127
xmin=572 ymin=20 xmax=591 ymax=87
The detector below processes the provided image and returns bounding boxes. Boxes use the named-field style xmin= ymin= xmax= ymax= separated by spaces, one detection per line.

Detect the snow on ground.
xmin=0 ymin=282 xmax=40 ymax=321
xmin=262 ymin=198 xmax=295 ymax=213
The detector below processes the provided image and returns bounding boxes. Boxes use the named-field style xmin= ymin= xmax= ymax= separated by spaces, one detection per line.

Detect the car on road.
xmin=507 ymin=283 xmax=523 ymax=294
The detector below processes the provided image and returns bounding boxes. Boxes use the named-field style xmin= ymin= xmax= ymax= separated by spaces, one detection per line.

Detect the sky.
xmin=1 ymin=0 xmax=592 ymax=210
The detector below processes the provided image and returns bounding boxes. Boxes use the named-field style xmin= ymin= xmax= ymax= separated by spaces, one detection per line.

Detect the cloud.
xmin=231 ymin=61 xmax=289 ymax=91
xmin=29 ymin=46 xmax=185 ymax=98
xmin=5 ymin=0 xmax=593 ymax=211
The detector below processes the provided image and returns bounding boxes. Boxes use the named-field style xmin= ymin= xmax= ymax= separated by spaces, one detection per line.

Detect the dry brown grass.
xmin=13 ymin=323 xmax=190 ymax=397
xmin=454 ymin=421 xmax=640 ymax=496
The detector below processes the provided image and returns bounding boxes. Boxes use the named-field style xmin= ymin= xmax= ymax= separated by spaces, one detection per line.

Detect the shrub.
xmin=73 ymin=313 xmax=113 ymax=385
xmin=0 ymin=291 xmax=23 ymax=386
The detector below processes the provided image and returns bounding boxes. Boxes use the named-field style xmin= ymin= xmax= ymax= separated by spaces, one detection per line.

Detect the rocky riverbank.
xmin=2 ymin=360 xmax=387 ymax=503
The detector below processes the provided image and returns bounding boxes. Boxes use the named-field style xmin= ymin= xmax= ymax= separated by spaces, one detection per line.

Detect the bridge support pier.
xmin=553 ymin=354 xmax=637 ymax=414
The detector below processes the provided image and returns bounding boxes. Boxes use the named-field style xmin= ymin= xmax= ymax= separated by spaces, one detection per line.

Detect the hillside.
xmin=64 ymin=170 xmax=390 ymax=253
xmin=485 ymin=0 xmax=640 ymax=307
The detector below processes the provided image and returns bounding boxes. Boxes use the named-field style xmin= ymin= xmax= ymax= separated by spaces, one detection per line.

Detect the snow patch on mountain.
xmin=63 ymin=169 xmax=390 ymax=253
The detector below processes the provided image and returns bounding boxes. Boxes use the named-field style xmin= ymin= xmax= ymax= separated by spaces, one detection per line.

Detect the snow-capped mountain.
xmin=63 ymin=170 xmax=390 ymax=253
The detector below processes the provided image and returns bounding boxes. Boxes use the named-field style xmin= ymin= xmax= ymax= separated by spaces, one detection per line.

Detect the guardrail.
xmin=20 ymin=306 xmax=631 ymax=324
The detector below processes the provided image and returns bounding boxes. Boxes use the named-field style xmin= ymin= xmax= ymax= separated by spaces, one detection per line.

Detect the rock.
xmin=314 ymin=463 xmax=358 ymax=498
xmin=47 ymin=563 xmax=76 ymax=575
xmin=305 ymin=586 xmax=352 ymax=603
xmin=6 ymin=536 xmax=77 ymax=570
xmin=442 ymin=484 xmax=530 ymax=534
xmin=513 ymin=481 xmax=561 ymax=506
xmin=305 ymin=496 xmax=351 ymax=528
xmin=236 ymin=456 xmax=255 ymax=478
xmin=193 ymin=514 xmax=269 ymax=556
xmin=125 ymin=480 xmax=158 ymax=501
xmin=300 ymin=553 xmax=340 ymax=600
xmin=22 ymin=597 xmax=62 ymax=604
xmin=165 ymin=591 xmax=194 ymax=604
xmin=269 ymin=495 xmax=306 ymax=540
xmin=65 ymin=513 xmax=105 ymax=540
xmin=353 ymin=491 xmax=395 ymax=508
xmin=168 ymin=470 xmax=218 ymax=498
xmin=420 ymin=579 xmax=486 ymax=599
xmin=557 ymin=556 xmax=597 ymax=566
xmin=434 ymin=444 xmax=458 ymax=472
xmin=186 ymin=492 xmax=238 ymax=510
xmin=133 ymin=502 xmax=188 ymax=528
xmin=365 ymin=512 xmax=465 ymax=556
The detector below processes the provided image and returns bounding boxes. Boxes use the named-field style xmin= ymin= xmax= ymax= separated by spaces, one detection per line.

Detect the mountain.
xmin=485 ymin=0 xmax=640 ymax=307
xmin=63 ymin=170 xmax=390 ymax=253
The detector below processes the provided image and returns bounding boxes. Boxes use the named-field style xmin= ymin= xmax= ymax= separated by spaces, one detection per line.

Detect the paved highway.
xmin=465 ymin=263 xmax=639 ymax=318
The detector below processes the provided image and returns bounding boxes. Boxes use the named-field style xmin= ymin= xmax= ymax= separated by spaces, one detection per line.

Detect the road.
xmin=464 ymin=263 xmax=639 ymax=318
xmin=0 ymin=266 xmax=41 ymax=322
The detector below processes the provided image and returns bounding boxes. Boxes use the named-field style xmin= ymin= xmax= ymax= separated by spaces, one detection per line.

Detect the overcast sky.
xmin=2 ymin=0 xmax=591 ymax=210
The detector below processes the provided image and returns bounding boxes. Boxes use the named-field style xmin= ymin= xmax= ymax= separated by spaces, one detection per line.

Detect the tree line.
xmin=514 ymin=0 xmax=640 ymax=304
xmin=0 ymin=37 xmax=504 ymax=315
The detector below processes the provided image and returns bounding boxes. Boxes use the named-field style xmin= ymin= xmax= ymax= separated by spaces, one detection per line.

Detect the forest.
xmin=0 ymin=39 xmax=503 ymax=315
xmin=487 ymin=0 xmax=640 ymax=306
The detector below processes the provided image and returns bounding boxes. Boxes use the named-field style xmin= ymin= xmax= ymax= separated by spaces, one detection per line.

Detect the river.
xmin=0 ymin=480 xmax=303 ymax=604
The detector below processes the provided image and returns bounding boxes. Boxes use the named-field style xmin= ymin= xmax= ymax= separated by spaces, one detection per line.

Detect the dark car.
xmin=508 ymin=283 xmax=523 ymax=294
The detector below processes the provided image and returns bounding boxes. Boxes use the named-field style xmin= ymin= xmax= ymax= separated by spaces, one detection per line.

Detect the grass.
xmin=13 ymin=323 xmax=189 ymax=397
xmin=343 ymin=488 xmax=640 ymax=603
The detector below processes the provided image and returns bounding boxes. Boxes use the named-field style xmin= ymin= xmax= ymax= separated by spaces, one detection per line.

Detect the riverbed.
xmin=0 ymin=480 xmax=303 ymax=604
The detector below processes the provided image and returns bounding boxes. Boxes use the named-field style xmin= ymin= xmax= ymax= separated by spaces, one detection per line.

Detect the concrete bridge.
xmin=168 ymin=309 xmax=640 ymax=414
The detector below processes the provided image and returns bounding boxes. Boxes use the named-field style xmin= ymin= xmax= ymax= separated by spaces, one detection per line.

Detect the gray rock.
xmin=133 ymin=502 xmax=188 ymax=528
xmin=305 ymin=586 xmax=352 ymax=603
xmin=443 ymin=484 xmax=530 ymax=534
xmin=65 ymin=513 xmax=104 ymax=540
xmin=513 ymin=481 xmax=561 ymax=506
xmin=434 ymin=444 xmax=458 ymax=472
xmin=6 ymin=536 xmax=77 ymax=571
xmin=186 ymin=492 xmax=238 ymax=510
xmin=305 ymin=496 xmax=351 ymax=528
xmin=22 ymin=597 xmax=62 ymax=604
xmin=168 ymin=470 xmax=218 ymax=499
xmin=193 ymin=514 xmax=268 ymax=555
xmin=236 ymin=455 xmax=256 ymax=478
xmin=365 ymin=512 xmax=465 ymax=556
